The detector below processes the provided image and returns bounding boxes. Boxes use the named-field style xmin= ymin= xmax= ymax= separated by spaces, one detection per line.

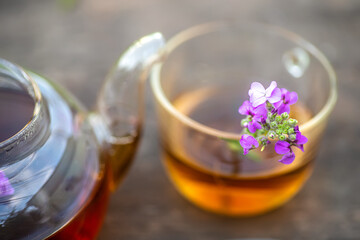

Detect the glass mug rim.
xmin=151 ymin=21 xmax=338 ymax=140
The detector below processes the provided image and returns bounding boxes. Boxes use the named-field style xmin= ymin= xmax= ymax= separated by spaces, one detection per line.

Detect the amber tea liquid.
xmin=160 ymin=86 xmax=314 ymax=216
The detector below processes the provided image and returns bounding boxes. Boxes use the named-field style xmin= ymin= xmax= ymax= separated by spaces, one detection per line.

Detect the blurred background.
xmin=1 ymin=0 xmax=360 ymax=239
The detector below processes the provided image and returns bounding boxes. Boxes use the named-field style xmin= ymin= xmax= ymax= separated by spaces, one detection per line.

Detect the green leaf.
xmin=221 ymin=138 xmax=262 ymax=162
xmin=223 ymin=139 xmax=243 ymax=152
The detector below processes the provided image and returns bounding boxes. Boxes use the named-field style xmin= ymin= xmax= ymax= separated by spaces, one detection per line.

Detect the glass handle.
xmin=92 ymin=32 xmax=165 ymax=190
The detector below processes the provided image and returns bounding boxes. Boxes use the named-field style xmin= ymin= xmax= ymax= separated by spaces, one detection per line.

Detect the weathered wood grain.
xmin=1 ymin=0 xmax=359 ymax=239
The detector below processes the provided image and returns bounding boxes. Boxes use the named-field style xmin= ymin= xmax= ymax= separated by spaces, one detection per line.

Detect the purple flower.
xmin=0 ymin=171 xmax=14 ymax=197
xmin=240 ymin=134 xmax=259 ymax=155
xmin=235 ymin=81 xmax=307 ymax=165
xmin=274 ymin=132 xmax=308 ymax=164
xmin=238 ymin=100 xmax=267 ymax=133
xmin=293 ymin=132 xmax=308 ymax=152
xmin=248 ymin=81 xmax=282 ymax=107
xmin=294 ymin=125 xmax=300 ymax=133
xmin=274 ymin=141 xmax=296 ymax=164
xmin=273 ymin=88 xmax=298 ymax=114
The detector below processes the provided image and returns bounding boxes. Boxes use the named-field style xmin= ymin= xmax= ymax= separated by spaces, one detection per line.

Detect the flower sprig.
xmin=238 ymin=81 xmax=308 ymax=164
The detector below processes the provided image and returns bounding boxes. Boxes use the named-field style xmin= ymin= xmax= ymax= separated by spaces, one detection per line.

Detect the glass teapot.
xmin=0 ymin=33 xmax=165 ymax=240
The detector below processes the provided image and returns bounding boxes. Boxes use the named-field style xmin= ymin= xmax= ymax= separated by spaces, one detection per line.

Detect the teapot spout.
xmin=91 ymin=33 xmax=165 ymax=190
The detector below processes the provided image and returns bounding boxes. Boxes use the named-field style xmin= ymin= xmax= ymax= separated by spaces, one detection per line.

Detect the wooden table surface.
xmin=1 ymin=0 xmax=360 ymax=239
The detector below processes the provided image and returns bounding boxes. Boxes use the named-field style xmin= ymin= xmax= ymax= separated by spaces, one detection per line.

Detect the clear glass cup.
xmin=151 ymin=22 xmax=337 ymax=216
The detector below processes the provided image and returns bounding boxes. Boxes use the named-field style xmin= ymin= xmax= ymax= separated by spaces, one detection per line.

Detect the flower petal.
xmin=265 ymin=81 xmax=277 ymax=97
xmin=251 ymin=96 xmax=267 ymax=107
xmin=239 ymin=134 xmax=259 ymax=154
xmin=294 ymin=126 xmax=300 ymax=133
xmin=274 ymin=141 xmax=290 ymax=154
xmin=238 ymin=100 xmax=252 ymax=115
xmin=288 ymin=91 xmax=298 ymax=105
xmin=279 ymin=152 xmax=296 ymax=164
xmin=267 ymin=88 xmax=282 ymax=103
xmin=280 ymin=88 xmax=288 ymax=96
xmin=248 ymin=120 xmax=261 ymax=133
xmin=296 ymin=144 xmax=305 ymax=152
xmin=273 ymin=100 xmax=282 ymax=109
xmin=253 ymin=104 xmax=267 ymax=118
xmin=296 ymin=132 xmax=308 ymax=144
xmin=277 ymin=103 xmax=290 ymax=115
xmin=247 ymin=135 xmax=260 ymax=148
xmin=249 ymin=82 xmax=265 ymax=97
xmin=240 ymin=135 xmax=251 ymax=148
